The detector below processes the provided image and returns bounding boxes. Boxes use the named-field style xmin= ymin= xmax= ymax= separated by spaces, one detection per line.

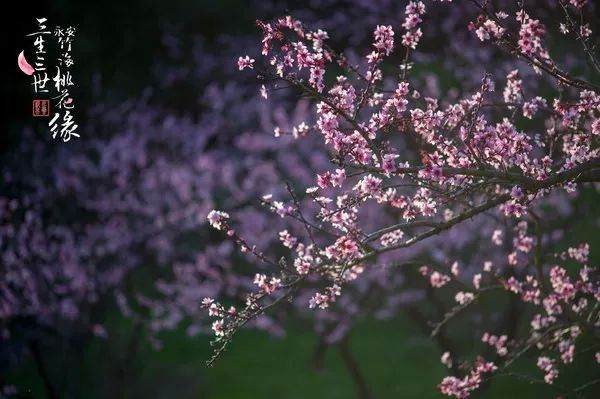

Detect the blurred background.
xmin=2 ymin=1 xmax=600 ymax=398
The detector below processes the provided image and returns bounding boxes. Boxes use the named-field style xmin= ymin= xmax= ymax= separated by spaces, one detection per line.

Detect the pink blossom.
xmin=455 ymin=292 xmax=474 ymax=305
xmin=491 ymin=230 xmax=503 ymax=246
xmin=402 ymin=28 xmax=423 ymax=49
xmin=355 ymin=175 xmax=382 ymax=196
xmin=570 ymin=0 xmax=588 ymax=8
xmin=212 ymin=319 xmax=225 ymax=337
xmin=517 ymin=12 xmax=548 ymax=60
xmin=475 ymin=19 xmax=505 ymax=41
xmin=522 ymin=97 xmax=547 ymax=119
xmin=537 ymin=356 xmax=558 ymax=384
xmin=279 ymin=230 xmax=298 ymax=248
xmin=207 ymin=210 xmax=230 ymax=230
xmin=253 ymin=273 xmax=281 ymax=295
xmin=441 ymin=351 xmax=453 ymax=368
xmin=237 ymin=55 xmax=255 ymax=70
xmin=592 ymin=118 xmax=600 ymax=136
xmin=430 ymin=271 xmax=451 ymax=288
xmin=373 ymin=25 xmax=395 ymax=56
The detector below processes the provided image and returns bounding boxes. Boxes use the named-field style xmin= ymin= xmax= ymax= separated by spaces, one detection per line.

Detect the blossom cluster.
xmin=3 ymin=0 xmax=600 ymax=397
xmin=205 ymin=1 xmax=600 ymax=396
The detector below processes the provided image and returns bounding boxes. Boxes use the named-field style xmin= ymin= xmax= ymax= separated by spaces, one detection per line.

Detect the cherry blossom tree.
xmin=2 ymin=0 xmax=600 ymax=397
xmin=204 ymin=1 xmax=600 ymax=397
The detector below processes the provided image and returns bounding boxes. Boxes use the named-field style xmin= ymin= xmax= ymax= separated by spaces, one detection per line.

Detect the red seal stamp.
xmin=32 ymin=99 xmax=50 ymax=117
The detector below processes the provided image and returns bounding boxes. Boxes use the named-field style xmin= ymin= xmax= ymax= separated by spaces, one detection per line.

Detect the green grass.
xmin=7 ymin=188 xmax=600 ymax=398
xmin=8 ymin=313 xmax=600 ymax=398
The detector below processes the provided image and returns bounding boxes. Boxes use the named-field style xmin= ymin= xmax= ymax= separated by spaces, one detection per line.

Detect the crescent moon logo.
xmin=18 ymin=51 xmax=36 ymax=75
